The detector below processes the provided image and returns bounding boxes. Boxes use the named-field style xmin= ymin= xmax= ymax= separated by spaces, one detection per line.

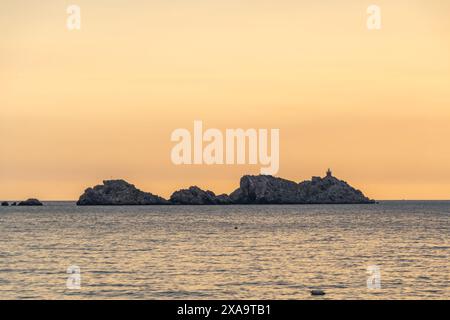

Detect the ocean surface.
xmin=0 ymin=201 xmax=448 ymax=300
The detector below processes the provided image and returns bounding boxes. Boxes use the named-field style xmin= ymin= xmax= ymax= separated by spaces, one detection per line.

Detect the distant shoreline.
xmin=6 ymin=199 xmax=449 ymax=203
xmin=5 ymin=173 xmax=449 ymax=207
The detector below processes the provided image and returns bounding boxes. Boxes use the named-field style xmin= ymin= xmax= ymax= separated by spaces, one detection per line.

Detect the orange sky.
xmin=1 ymin=0 xmax=450 ymax=200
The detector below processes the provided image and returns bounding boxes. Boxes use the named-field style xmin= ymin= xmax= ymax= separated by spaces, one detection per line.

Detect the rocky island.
xmin=18 ymin=198 xmax=43 ymax=206
xmin=76 ymin=179 xmax=169 ymax=205
xmin=170 ymin=186 xmax=232 ymax=205
xmin=230 ymin=169 xmax=374 ymax=204
xmin=77 ymin=170 xmax=375 ymax=205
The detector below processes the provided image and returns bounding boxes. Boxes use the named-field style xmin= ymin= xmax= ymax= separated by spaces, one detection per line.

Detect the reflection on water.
xmin=0 ymin=201 xmax=448 ymax=299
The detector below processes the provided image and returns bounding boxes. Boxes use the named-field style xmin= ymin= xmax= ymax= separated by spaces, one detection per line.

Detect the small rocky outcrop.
xmin=170 ymin=186 xmax=231 ymax=205
xmin=18 ymin=198 xmax=43 ymax=206
xmin=230 ymin=170 xmax=374 ymax=204
xmin=1 ymin=201 xmax=9 ymax=206
xmin=11 ymin=202 xmax=17 ymax=206
xmin=76 ymin=180 xmax=169 ymax=205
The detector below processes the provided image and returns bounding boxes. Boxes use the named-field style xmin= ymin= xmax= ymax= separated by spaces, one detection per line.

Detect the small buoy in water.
xmin=311 ymin=290 xmax=326 ymax=296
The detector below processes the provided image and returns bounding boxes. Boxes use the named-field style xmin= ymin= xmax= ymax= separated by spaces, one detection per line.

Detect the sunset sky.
xmin=1 ymin=0 xmax=450 ymax=200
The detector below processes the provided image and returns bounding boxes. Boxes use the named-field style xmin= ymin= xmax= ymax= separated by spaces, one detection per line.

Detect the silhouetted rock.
xmin=170 ymin=186 xmax=231 ymax=205
xmin=18 ymin=198 xmax=43 ymax=206
xmin=11 ymin=202 xmax=17 ymax=206
xmin=297 ymin=174 xmax=373 ymax=204
xmin=230 ymin=170 xmax=374 ymax=204
xmin=1 ymin=201 xmax=9 ymax=206
xmin=77 ymin=180 xmax=169 ymax=205
xmin=230 ymin=175 xmax=300 ymax=204
xmin=76 ymin=171 xmax=374 ymax=206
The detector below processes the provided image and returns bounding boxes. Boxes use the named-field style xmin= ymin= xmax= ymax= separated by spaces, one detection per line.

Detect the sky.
xmin=1 ymin=0 xmax=450 ymax=200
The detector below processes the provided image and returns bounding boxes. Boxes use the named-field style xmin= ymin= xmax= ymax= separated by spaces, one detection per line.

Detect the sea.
xmin=0 ymin=201 xmax=448 ymax=300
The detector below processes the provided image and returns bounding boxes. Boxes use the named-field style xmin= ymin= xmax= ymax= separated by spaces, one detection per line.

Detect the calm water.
xmin=0 ymin=201 xmax=448 ymax=300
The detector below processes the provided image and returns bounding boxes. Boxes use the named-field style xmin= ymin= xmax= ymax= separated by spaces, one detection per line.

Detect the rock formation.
xmin=76 ymin=171 xmax=375 ymax=205
xmin=230 ymin=170 xmax=374 ymax=204
xmin=230 ymin=175 xmax=301 ymax=204
xmin=1 ymin=201 xmax=9 ymax=206
xmin=18 ymin=198 xmax=43 ymax=206
xmin=170 ymin=186 xmax=231 ymax=205
xmin=76 ymin=180 xmax=169 ymax=205
xmin=296 ymin=173 xmax=373 ymax=204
